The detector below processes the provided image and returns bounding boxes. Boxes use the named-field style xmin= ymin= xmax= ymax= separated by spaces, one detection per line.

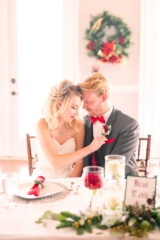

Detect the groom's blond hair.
xmin=79 ymin=72 xmax=112 ymax=98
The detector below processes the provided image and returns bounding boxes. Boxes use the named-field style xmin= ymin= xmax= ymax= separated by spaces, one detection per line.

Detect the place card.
xmin=125 ymin=176 xmax=157 ymax=207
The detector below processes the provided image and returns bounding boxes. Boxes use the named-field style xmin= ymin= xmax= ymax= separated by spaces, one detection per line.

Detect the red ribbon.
xmin=27 ymin=176 xmax=45 ymax=197
xmin=90 ymin=116 xmax=105 ymax=124
xmin=91 ymin=152 xmax=97 ymax=166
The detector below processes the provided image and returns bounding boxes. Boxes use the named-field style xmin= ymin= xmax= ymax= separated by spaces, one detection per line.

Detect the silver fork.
xmin=74 ymin=185 xmax=80 ymax=194
xmin=69 ymin=181 xmax=74 ymax=191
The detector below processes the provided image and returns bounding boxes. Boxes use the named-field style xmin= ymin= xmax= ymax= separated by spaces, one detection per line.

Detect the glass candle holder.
xmin=2 ymin=172 xmax=18 ymax=209
xmin=83 ymin=166 xmax=104 ymax=211
xmin=103 ymin=179 xmax=124 ymax=210
xmin=147 ymin=159 xmax=160 ymax=178
xmin=105 ymin=155 xmax=126 ymax=180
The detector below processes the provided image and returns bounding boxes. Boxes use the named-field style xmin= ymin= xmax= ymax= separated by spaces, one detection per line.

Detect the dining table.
xmin=0 ymin=177 xmax=160 ymax=240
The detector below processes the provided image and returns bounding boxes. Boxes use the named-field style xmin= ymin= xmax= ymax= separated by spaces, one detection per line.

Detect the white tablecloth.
xmin=0 ymin=177 xmax=160 ymax=240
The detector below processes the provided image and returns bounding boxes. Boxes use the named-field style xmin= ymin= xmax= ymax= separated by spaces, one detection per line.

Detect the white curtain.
xmin=139 ymin=0 xmax=160 ymax=157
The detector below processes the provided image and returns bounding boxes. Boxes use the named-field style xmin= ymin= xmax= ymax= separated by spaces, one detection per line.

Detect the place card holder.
xmin=124 ymin=176 xmax=157 ymax=209
xmin=137 ymin=159 xmax=146 ymax=176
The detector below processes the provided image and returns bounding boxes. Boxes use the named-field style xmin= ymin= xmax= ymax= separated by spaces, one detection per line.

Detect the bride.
xmin=32 ymin=79 xmax=106 ymax=179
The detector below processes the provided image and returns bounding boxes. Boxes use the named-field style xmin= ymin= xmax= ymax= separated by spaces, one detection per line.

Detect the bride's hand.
xmin=89 ymin=135 xmax=106 ymax=152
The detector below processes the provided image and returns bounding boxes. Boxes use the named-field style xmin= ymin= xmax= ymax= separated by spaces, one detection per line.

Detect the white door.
xmin=0 ymin=0 xmax=79 ymax=158
xmin=0 ymin=0 xmax=63 ymax=158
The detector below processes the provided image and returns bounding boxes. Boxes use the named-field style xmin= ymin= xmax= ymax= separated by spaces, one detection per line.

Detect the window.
xmin=139 ymin=0 xmax=160 ymax=157
xmin=154 ymin=0 xmax=160 ymax=140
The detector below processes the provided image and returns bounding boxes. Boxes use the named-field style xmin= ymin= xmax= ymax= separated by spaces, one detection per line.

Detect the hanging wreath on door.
xmin=85 ymin=11 xmax=132 ymax=64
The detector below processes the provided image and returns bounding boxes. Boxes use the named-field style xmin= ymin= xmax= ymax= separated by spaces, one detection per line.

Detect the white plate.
xmin=15 ymin=181 xmax=63 ymax=199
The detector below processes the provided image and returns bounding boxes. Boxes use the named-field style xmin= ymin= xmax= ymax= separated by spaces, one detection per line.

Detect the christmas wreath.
xmin=85 ymin=11 xmax=132 ymax=64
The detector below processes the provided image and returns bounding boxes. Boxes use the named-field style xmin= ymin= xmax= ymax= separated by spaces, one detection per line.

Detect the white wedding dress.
xmin=32 ymin=138 xmax=76 ymax=180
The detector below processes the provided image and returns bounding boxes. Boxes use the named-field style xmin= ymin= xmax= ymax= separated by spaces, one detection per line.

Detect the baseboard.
xmin=0 ymin=157 xmax=27 ymax=161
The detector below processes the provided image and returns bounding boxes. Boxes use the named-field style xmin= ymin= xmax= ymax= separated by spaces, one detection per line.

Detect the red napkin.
xmin=91 ymin=152 xmax=97 ymax=166
xmin=27 ymin=176 xmax=45 ymax=196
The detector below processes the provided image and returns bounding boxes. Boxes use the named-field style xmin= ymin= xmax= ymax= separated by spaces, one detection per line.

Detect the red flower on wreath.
xmin=101 ymin=40 xmax=115 ymax=56
xmin=84 ymin=174 xmax=102 ymax=190
xmin=108 ymin=54 xmax=122 ymax=63
xmin=99 ymin=57 xmax=108 ymax=62
xmin=119 ymin=35 xmax=125 ymax=44
xmin=87 ymin=41 xmax=95 ymax=50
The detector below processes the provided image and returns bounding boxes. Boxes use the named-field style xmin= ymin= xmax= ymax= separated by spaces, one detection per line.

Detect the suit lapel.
xmin=83 ymin=116 xmax=93 ymax=166
xmin=107 ymin=106 xmax=117 ymax=125
xmin=84 ymin=115 xmax=93 ymax=144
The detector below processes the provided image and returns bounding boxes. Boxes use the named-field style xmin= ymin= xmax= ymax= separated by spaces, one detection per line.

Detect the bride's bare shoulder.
xmin=77 ymin=118 xmax=85 ymax=131
xmin=36 ymin=118 xmax=48 ymax=130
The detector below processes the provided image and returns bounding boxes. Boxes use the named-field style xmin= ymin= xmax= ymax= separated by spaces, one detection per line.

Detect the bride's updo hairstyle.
xmin=43 ymin=80 xmax=82 ymax=131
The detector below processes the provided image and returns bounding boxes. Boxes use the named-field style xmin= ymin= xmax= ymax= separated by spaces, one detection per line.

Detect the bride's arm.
xmin=71 ymin=121 xmax=85 ymax=177
xmin=35 ymin=119 xmax=106 ymax=170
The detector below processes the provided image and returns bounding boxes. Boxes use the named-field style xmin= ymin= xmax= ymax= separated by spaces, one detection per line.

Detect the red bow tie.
xmin=90 ymin=116 xmax=105 ymax=124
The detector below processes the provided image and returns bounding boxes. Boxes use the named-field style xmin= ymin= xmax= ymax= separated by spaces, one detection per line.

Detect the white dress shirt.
xmin=93 ymin=106 xmax=113 ymax=138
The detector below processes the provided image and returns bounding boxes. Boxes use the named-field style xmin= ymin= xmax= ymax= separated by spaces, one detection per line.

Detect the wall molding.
xmin=112 ymin=84 xmax=139 ymax=93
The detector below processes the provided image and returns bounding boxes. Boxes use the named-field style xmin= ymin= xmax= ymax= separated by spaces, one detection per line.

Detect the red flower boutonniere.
xmin=102 ymin=124 xmax=111 ymax=139
xmin=102 ymin=124 xmax=115 ymax=144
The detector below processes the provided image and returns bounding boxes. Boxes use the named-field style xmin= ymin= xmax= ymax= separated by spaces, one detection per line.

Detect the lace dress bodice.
xmin=32 ymin=138 xmax=76 ymax=180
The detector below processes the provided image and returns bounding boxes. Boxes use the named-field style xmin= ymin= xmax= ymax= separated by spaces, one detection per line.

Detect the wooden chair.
xmin=136 ymin=134 xmax=152 ymax=176
xmin=26 ymin=134 xmax=38 ymax=176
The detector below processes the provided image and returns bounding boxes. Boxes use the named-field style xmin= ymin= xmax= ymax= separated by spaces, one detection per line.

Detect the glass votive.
xmin=83 ymin=166 xmax=104 ymax=211
xmin=147 ymin=159 xmax=160 ymax=178
xmin=103 ymin=181 xmax=124 ymax=210
xmin=105 ymin=155 xmax=126 ymax=180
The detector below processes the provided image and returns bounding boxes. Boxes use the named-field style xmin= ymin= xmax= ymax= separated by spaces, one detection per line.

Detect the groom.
xmin=79 ymin=72 xmax=139 ymax=175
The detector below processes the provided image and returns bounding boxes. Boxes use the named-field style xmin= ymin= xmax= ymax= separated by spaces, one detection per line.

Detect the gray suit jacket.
xmin=83 ymin=107 xmax=139 ymax=175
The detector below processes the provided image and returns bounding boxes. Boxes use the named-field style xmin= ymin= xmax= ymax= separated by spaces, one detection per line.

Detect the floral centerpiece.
xmin=36 ymin=202 xmax=160 ymax=238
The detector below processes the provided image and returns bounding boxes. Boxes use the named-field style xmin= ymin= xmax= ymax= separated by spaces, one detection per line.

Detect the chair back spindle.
xmin=136 ymin=134 xmax=152 ymax=176
xmin=26 ymin=134 xmax=37 ymax=176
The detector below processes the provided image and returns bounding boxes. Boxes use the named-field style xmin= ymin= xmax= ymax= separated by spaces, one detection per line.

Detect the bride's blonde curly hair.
xmin=43 ymin=80 xmax=82 ymax=132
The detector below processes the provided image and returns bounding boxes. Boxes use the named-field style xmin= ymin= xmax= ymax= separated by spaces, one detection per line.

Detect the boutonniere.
xmin=102 ymin=124 xmax=115 ymax=144
xmin=102 ymin=124 xmax=112 ymax=139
